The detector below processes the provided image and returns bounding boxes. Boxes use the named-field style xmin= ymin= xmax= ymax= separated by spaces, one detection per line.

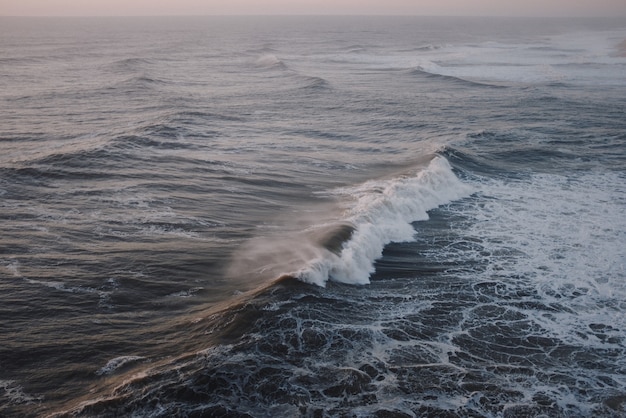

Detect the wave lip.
xmin=295 ymin=156 xmax=473 ymax=287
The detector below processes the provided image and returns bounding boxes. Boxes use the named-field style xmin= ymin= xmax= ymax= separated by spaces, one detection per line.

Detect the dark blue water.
xmin=1 ymin=16 xmax=625 ymax=417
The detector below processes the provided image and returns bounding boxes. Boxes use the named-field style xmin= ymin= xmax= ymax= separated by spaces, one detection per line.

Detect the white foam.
xmin=138 ymin=224 xmax=201 ymax=239
xmin=454 ymin=170 xmax=626 ymax=345
xmin=96 ymin=356 xmax=146 ymax=376
xmin=0 ymin=380 xmax=40 ymax=405
xmin=166 ymin=287 xmax=204 ymax=298
xmin=255 ymin=54 xmax=284 ymax=68
xmin=295 ymin=156 xmax=473 ymax=286
xmin=354 ymin=28 xmax=626 ymax=86
xmin=479 ymin=172 xmax=623 ymax=293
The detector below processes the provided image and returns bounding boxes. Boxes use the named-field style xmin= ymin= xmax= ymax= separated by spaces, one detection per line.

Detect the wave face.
xmin=1 ymin=16 xmax=626 ymax=418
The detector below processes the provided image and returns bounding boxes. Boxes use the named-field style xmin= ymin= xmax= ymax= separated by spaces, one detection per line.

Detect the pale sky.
xmin=2 ymin=0 xmax=626 ymax=17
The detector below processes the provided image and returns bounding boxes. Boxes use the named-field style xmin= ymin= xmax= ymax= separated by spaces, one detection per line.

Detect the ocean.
xmin=1 ymin=16 xmax=625 ymax=417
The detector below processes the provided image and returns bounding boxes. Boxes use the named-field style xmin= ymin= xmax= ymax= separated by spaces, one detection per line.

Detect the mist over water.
xmin=0 ymin=16 xmax=625 ymax=417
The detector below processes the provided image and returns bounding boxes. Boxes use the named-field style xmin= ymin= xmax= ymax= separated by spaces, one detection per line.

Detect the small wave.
xmin=96 ymin=356 xmax=146 ymax=376
xmin=295 ymin=156 xmax=473 ymax=286
xmin=6 ymin=147 xmax=121 ymax=182
xmin=34 ymin=146 xmax=114 ymax=167
xmin=299 ymin=75 xmax=331 ymax=91
xmin=108 ymin=57 xmax=154 ymax=72
xmin=0 ymin=56 xmax=50 ymax=65
xmin=0 ymin=380 xmax=41 ymax=405
xmin=116 ymin=75 xmax=169 ymax=89
xmin=408 ymin=65 xmax=507 ymax=88
xmin=412 ymin=44 xmax=443 ymax=52
xmin=253 ymin=54 xmax=331 ymax=91
xmin=166 ymin=287 xmax=204 ymax=298
xmin=174 ymin=110 xmax=245 ymax=123
xmin=137 ymin=223 xmax=202 ymax=239
xmin=111 ymin=134 xmax=190 ymax=152
xmin=104 ymin=74 xmax=171 ymax=95
xmin=339 ymin=44 xmax=370 ymax=53
xmin=134 ymin=75 xmax=168 ymax=85
xmin=255 ymin=54 xmax=288 ymax=70
xmin=1 ymin=132 xmax=114 ymax=168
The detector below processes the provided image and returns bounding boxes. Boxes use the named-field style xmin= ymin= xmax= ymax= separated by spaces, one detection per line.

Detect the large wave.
xmin=295 ymin=156 xmax=473 ymax=286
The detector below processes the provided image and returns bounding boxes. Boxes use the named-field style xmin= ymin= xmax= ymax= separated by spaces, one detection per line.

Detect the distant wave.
xmin=253 ymin=53 xmax=331 ymax=91
xmin=339 ymin=44 xmax=370 ymax=53
xmin=2 ymin=108 xmax=247 ymax=178
xmin=112 ymin=75 xmax=170 ymax=91
xmin=408 ymin=65 xmax=507 ymax=88
xmin=411 ymin=44 xmax=443 ymax=52
xmin=299 ymin=75 xmax=331 ymax=91
xmin=255 ymin=54 xmax=288 ymax=70
xmin=246 ymin=46 xmax=278 ymax=54
xmin=0 ymin=56 xmax=51 ymax=65
xmin=108 ymin=57 xmax=155 ymax=72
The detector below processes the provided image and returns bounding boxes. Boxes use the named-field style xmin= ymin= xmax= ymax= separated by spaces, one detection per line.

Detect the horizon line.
xmin=2 ymin=13 xmax=625 ymax=18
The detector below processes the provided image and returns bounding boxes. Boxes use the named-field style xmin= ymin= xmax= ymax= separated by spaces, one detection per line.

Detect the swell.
xmin=443 ymin=128 xmax=618 ymax=178
xmin=112 ymin=75 xmax=170 ymax=90
xmin=254 ymin=53 xmax=331 ymax=91
xmin=0 ymin=108 xmax=241 ymax=179
xmin=107 ymin=57 xmax=155 ymax=72
xmin=298 ymin=75 xmax=331 ymax=91
xmin=407 ymin=66 xmax=508 ymax=89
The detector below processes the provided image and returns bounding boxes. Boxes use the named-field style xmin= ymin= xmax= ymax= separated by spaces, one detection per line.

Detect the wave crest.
xmin=255 ymin=54 xmax=287 ymax=69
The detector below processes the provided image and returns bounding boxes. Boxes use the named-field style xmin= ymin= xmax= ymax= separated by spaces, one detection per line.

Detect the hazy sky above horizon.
xmin=2 ymin=0 xmax=626 ymax=17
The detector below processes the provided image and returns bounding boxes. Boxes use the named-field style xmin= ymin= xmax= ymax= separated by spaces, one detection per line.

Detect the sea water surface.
xmin=1 ymin=16 xmax=625 ymax=417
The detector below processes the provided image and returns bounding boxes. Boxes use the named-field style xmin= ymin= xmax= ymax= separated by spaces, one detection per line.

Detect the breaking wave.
xmin=295 ymin=156 xmax=473 ymax=286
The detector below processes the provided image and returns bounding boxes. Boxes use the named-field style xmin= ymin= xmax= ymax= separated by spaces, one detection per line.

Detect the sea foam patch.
xmin=466 ymin=171 xmax=626 ymax=305
xmin=429 ymin=167 xmax=626 ymax=385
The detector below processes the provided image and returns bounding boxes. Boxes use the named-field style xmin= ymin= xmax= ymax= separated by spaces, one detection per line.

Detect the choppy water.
xmin=1 ymin=16 xmax=625 ymax=417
